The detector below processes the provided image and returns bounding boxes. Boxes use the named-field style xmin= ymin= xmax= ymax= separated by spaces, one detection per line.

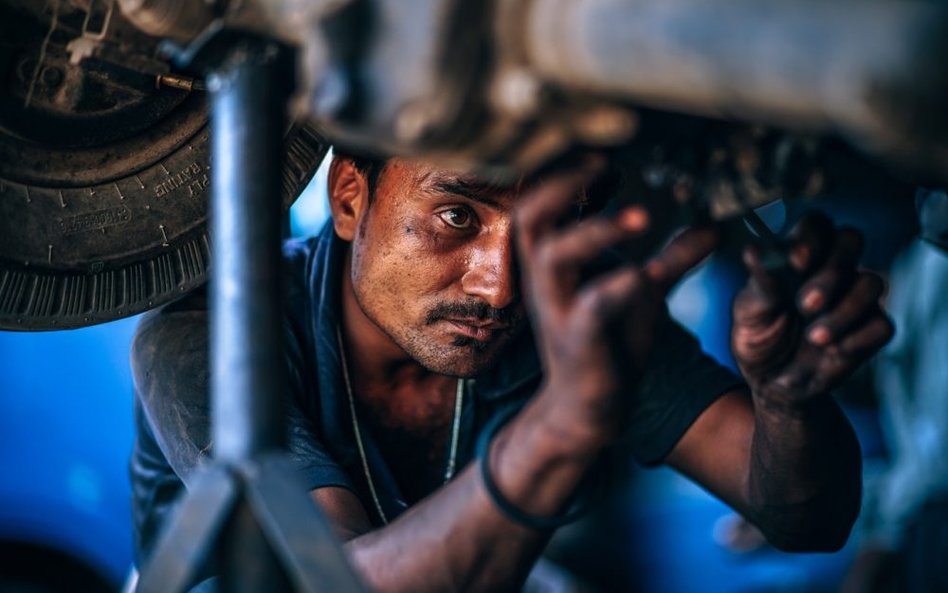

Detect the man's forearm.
xmin=746 ymin=393 xmax=862 ymax=552
xmin=346 ymin=391 xmax=602 ymax=593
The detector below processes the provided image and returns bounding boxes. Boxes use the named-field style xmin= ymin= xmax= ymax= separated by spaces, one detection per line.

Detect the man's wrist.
xmin=749 ymin=383 xmax=832 ymax=417
xmin=531 ymin=387 xmax=618 ymax=457
xmin=484 ymin=396 xmax=604 ymax=522
xmin=478 ymin=406 xmax=598 ymax=529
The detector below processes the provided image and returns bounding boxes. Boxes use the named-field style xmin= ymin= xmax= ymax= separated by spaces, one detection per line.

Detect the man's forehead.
xmin=382 ymin=157 xmax=615 ymax=213
xmin=411 ymin=162 xmax=530 ymax=199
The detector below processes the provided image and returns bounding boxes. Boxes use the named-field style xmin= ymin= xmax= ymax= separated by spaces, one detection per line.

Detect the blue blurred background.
xmin=0 ymin=315 xmax=138 ymax=591
xmin=0 ymin=151 xmax=921 ymax=592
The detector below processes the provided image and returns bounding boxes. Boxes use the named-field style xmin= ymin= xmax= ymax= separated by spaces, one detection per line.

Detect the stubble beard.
xmin=350 ymin=284 xmax=522 ymax=378
xmin=348 ymin=221 xmax=523 ymax=376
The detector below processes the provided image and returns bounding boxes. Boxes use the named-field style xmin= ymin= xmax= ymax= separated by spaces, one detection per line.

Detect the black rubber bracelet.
xmin=477 ymin=405 xmax=595 ymax=530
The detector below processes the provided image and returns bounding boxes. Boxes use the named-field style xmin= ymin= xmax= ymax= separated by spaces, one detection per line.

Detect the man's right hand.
xmin=514 ymin=160 xmax=719 ymax=448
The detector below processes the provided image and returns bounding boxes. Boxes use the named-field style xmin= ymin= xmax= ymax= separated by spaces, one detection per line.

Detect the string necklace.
xmin=336 ymin=325 xmax=464 ymax=525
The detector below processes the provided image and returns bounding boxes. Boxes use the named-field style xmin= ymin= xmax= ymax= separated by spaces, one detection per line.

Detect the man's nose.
xmin=461 ymin=233 xmax=517 ymax=311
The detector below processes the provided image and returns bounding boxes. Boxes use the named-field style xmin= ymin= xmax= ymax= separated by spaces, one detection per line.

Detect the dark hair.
xmin=333 ymin=145 xmax=387 ymax=199
xmin=331 ymin=146 xmax=621 ymax=212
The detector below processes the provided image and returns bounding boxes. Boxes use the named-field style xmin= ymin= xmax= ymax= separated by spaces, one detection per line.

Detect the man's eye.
xmin=438 ymin=207 xmax=475 ymax=230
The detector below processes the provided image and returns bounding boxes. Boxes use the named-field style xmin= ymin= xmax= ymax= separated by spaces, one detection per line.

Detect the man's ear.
xmin=328 ymin=157 xmax=370 ymax=241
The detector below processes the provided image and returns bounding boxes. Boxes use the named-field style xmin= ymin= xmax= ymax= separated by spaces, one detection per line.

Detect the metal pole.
xmin=207 ymin=37 xmax=292 ymax=592
xmin=208 ymin=39 xmax=289 ymax=463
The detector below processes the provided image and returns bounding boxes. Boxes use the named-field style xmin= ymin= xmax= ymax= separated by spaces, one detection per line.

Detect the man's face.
xmin=346 ymin=158 xmax=527 ymax=377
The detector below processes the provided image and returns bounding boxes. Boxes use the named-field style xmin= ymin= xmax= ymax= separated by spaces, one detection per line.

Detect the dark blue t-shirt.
xmin=129 ymin=222 xmax=741 ymax=564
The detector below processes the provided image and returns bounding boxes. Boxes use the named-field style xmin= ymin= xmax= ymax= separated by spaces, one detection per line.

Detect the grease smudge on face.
xmin=347 ymin=158 xmax=525 ymax=377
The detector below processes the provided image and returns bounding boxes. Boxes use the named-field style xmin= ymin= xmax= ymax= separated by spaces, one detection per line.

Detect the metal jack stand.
xmin=136 ymin=29 xmax=367 ymax=593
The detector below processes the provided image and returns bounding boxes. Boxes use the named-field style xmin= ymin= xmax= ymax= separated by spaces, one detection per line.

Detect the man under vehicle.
xmin=131 ymin=153 xmax=893 ymax=592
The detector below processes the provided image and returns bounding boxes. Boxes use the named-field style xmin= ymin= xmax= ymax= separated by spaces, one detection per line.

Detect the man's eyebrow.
xmin=432 ymin=179 xmax=509 ymax=209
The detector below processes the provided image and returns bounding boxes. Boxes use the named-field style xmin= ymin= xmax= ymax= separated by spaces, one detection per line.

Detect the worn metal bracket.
xmin=134 ymin=29 xmax=367 ymax=593
xmin=137 ymin=467 xmax=239 ymax=593
xmin=138 ymin=458 xmax=367 ymax=593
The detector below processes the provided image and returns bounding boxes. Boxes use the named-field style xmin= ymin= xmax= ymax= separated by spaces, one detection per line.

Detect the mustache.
xmin=424 ymin=301 xmax=521 ymax=326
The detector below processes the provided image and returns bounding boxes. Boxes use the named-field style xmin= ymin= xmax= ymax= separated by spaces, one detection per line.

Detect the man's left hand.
xmin=732 ymin=212 xmax=894 ymax=406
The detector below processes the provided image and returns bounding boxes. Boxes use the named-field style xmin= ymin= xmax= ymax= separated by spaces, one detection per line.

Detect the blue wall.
xmin=0 ymin=317 xmax=139 ymax=586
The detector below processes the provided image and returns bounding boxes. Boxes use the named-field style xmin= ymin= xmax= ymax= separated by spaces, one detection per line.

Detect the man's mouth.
xmin=442 ymin=318 xmax=507 ymax=342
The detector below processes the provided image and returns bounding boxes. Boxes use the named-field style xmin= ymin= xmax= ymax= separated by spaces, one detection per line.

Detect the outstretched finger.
xmin=538 ymin=209 xmax=651 ymax=299
xmin=796 ymin=227 xmax=864 ymax=316
xmin=514 ymin=157 xmax=605 ymax=254
xmin=576 ymin=265 xmax=646 ymax=327
xmin=806 ymin=272 xmax=885 ymax=346
xmin=838 ymin=313 xmax=895 ymax=359
xmin=644 ymin=225 xmax=720 ymax=295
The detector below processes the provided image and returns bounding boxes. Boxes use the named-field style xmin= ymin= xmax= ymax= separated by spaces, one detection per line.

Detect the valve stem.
xmin=157 ymin=73 xmax=206 ymax=92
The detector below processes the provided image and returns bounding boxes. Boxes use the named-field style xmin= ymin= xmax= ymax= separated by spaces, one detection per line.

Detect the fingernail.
xmin=809 ymin=326 xmax=831 ymax=345
xmin=619 ymin=207 xmax=650 ymax=232
xmin=790 ymin=246 xmax=809 ymax=270
xmin=801 ymin=289 xmax=824 ymax=312
xmin=645 ymin=260 xmax=665 ymax=283
xmin=742 ymin=246 xmax=759 ymax=268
